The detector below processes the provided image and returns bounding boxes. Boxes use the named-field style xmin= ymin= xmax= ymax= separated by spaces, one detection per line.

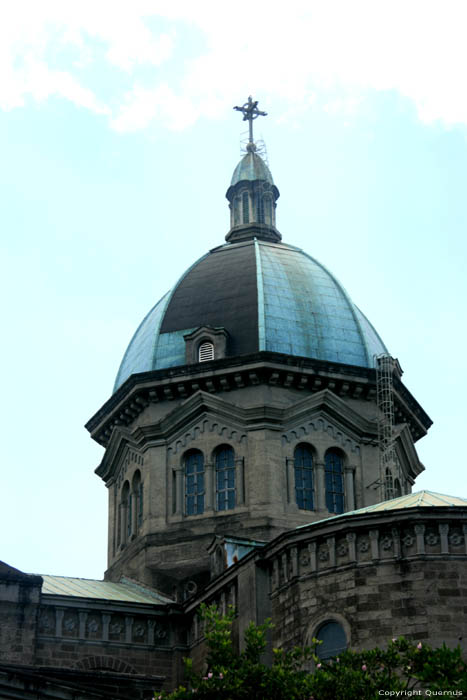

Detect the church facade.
xmin=1 ymin=100 xmax=466 ymax=698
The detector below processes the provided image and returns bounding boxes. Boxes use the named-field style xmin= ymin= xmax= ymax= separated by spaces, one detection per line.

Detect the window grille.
xmin=185 ymin=451 xmax=205 ymax=515
xmin=325 ymin=451 xmax=344 ymax=514
xmin=215 ymin=446 xmax=236 ymax=511
xmin=294 ymin=445 xmax=314 ymax=510
xmin=199 ymin=342 xmax=214 ymax=362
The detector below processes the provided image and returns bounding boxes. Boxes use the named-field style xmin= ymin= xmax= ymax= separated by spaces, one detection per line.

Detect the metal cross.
xmin=233 ymin=96 xmax=267 ymax=144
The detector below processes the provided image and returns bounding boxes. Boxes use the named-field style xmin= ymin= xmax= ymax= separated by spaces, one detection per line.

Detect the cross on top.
xmin=233 ymin=96 xmax=267 ymax=146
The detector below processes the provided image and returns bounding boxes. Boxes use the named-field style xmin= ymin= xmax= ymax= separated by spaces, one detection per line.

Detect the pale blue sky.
xmin=1 ymin=2 xmax=466 ymax=579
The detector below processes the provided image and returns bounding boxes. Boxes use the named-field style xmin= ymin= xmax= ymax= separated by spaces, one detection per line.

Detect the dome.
xmin=230 ymin=150 xmax=275 ymax=186
xmin=114 ymin=238 xmax=387 ymax=391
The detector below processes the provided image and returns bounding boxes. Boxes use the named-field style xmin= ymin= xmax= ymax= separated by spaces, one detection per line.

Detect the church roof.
xmin=230 ymin=150 xmax=275 ymax=186
xmin=114 ymin=239 xmax=387 ymax=391
xmin=297 ymin=491 xmax=467 ymax=530
xmin=40 ymin=574 xmax=173 ymax=604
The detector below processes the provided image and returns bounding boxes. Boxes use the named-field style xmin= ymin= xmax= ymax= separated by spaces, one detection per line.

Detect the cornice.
xmin=86 ymin=352 xmax=431 ymax=448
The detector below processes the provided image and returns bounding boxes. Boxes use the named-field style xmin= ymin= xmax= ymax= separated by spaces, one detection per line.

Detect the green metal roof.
xmin=297 ymin=490 xmax=467 ymax=530
xmin=40 ymin=575 xmax=173 ymax=604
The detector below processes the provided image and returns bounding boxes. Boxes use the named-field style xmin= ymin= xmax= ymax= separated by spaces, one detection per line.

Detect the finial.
xmin=233 ymin=96 xmax=267 ymax=147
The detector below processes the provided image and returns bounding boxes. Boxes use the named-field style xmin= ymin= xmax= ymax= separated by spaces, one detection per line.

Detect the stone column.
xmin=174 ymin=467 xmax=183 ymax=516
xmin=346 ymin=532 xmax=357 ymax=562
xmin=439 ymin=523 xmax=449 ymax=554
xmin=102 ymin=614 xmax=111 ymax=642
xmin=286 ymin=458 xmax=295 ymax=504
xmin=205 ymin=461 xmax=214 ymax=512
xmin=345 ymin=467 xmax=355 ymax=511
xmin=315 ymin=462 xmax=325 ymax=511
xmin=237 ymin=458 xmax=245 ymax=505
xmin=79 ymin=611 xmax=87 ymax=639
xmin=370 ymin=529 xmax=379 ymax=560
xmin=308 ymin=541 xmax=317 ymax=572
xmin=415 ymin=523 xmax=425 ymax=554
xmin=55 ymin=608 xmax=64 ymax=637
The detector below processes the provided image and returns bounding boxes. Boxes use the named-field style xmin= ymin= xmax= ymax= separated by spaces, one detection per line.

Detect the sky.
xmin=1 ymin=1 xmax=466 ymax=580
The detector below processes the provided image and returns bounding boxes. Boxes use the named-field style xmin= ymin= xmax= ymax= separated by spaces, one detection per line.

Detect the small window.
xmin=325 ymin=450 xmax=344 ymax=514
xmin=257 ymin=193 xmax=264 ymax=223
xmin=199 ymin=342 xmax=214 ymax=362
xmin=215 ymin=446 xmax=236 ymax=511
xmin=316 ymin=621 xmax=347 ymax=660
xmin=294 ymin=444 xmax=314 ymax=510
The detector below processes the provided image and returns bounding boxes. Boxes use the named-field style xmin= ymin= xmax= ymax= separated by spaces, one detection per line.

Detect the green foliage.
xmin=155 ymin=606 xmax=467 ymax=700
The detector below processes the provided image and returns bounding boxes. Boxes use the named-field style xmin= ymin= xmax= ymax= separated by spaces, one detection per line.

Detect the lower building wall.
xmin=270 ymin=557 xmax=467 ymax=654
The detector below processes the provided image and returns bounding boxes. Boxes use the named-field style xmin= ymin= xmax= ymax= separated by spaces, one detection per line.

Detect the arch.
xmin=324 ymin=449 xmax=344 ymax=514
xmin=294 ymin=443 xmax=314 ymax=511
xmin=75 ymin=655 xmax=137 ymax=675
xmin=198 ymin=341 xmax=214 ymax=362
xmin=184 ymin=449 xmax=205 ymax=515
xmin=214 ymin=444 xmax=236 ymax=511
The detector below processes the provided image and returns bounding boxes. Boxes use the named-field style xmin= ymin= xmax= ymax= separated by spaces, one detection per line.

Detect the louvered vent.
xmin=199 ymin=342 xmax=214 ymax=362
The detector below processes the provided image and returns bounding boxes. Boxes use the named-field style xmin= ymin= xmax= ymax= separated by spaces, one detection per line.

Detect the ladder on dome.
xmin=375 ymin=353 xmax=402 ymax=501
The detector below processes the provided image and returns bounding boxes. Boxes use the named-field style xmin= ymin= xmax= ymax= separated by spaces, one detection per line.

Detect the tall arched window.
xmin=233 ymin=196 xmax=241 ymax=226
xmin=242 ymin=191 xmax=249 ymax=223
xmin=315 ymin=621 xmax=347 ymax=660
xmin=121 ymin=481 xmax=131 ymax=543
xmin=185 ymin=450 xmax=205 ymax=516
xmin=325 ymin=450 xmax=344 ymax=514
xmin=215 ymin=446 xmax=235 ymax=511
xmin=257 ymin=192 xmax=264 ymax=223
xmin=263 ymin=194 xmax=272 ymax=224
xmin=132 ymin=470 xmax=143 ymax=532
xmin=294 ymin=444 xmax=314 ymax=510
xmin=394 ymin=477 xmax=402 ymax=498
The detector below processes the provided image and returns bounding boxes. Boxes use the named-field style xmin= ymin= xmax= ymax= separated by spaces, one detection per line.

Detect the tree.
xmin=156 ymin=605 xmax=467 ymax=700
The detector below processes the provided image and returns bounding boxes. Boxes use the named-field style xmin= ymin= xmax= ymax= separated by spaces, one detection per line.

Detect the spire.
xmin=226 ymin=97 xmax=281 ymax=244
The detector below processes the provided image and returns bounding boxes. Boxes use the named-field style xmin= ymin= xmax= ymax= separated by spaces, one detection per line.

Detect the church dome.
xmin=114 ymin=238 xmax=387 ymax=391
xmin=230 ymin=150 xmax=275 ymax=186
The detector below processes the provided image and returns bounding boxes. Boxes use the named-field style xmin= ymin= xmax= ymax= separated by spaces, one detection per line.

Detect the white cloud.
xmin=1 ymin=0 xmax=467 ymax=129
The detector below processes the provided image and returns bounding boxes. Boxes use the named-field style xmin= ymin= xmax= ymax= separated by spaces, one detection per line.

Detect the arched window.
xmin=257 ymin=192 xmax=264 ymax=223
xmin=185 ymin=450 xmax=205 ymax=516
xmin=121 ymin=481 xmax=131 ymax=543
xmin=215 ymin=446 xmax=235 ymax=511
xmin=199 ymin=341 xmax=214 ymax=362
xmin=263 ymin=194 xmax=272 ymax=225
xmin=315 ymin=621 xmax=347 ymax=660
xmin=233 ymin=196 xmax=241 ymax=226
xmin=384 ymin=468 xmax=394 ymax=500
xmin=325 ymin=450 xmax=344 ymax=514
xmin=294 ymin=444 xmax=314 ymax=510
xmin=242 ymin=191 xmax=249 ymax=223
xmin=132 ymin=471 xmax=143 ymax=532
xmin=394 ymin=477 xmax=402 ymax=498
